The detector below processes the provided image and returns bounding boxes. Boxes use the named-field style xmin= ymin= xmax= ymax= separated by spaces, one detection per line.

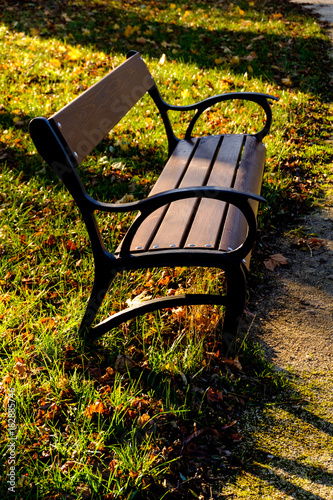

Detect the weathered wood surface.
xmin=119 ymin=134 xmax=265 ymax=265
xmin=50 ymin=52 xmax=154 ymax=164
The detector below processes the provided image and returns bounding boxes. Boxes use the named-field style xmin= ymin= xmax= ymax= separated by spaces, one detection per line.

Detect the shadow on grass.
xmin=221 ymin=368 xmax=333 ymax=498
xmin=248 ymin=456 xmax=332 ymax=499
xmin=1 ymin=0 xmax=332 ymax=97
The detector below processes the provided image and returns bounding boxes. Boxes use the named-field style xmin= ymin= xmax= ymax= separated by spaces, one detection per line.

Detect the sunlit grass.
xmin=1 ymin=0 xmax=332 ymax=498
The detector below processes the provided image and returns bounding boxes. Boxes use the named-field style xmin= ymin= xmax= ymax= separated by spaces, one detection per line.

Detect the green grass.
xmin=1 ymin=0 xmax=333 ymax=498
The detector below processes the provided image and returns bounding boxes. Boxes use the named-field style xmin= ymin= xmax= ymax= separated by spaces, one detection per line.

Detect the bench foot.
xmin=78 ymin=268 xmax=117 ymax=338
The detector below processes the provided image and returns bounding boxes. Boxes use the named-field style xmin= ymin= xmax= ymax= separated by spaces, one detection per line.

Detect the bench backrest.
xmin=49 ymin=51 xmax=155 ymax=165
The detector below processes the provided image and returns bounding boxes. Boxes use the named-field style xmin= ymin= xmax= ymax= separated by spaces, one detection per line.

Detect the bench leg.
xmin=78 ymin=267 xmax=117 ymax=339
xmin=222 ymin=264 xmax=247 ymax=356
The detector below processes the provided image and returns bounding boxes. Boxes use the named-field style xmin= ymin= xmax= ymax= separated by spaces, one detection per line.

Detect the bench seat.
xmin=120 ymin=134 xmax=265 ymax=269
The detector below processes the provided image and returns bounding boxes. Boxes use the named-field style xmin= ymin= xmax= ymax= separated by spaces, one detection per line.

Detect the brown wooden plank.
xmin=117 ymin=139 xmax=197 ymax=253
xmin=49 ymin=52 xmax=154 ymax=165
xmin=184 ymin=134 xmax=244 ymax=249
xmin=219 ymin=136 xmax=266 ymax=266
xmin=149 ymin=135 xmax=220 ymax=250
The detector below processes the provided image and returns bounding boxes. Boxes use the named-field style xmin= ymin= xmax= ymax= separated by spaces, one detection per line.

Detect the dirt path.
xmin=252 ymin=198 xmax=333 ymax=371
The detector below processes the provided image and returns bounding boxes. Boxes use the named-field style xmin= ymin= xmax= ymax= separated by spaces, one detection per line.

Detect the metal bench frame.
xmin=29 ymin=51 xmax=277 ymax=353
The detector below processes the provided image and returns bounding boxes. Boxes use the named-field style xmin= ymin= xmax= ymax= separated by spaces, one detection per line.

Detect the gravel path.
xmin=291 ymin=0 xmax=333 ymax=26
xmin=252 ymin=201 xmax=333 ymax=371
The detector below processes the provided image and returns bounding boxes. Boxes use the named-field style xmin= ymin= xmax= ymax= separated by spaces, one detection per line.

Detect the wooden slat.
xmin=121 ymin=139 xmax=197 ymax=252
xmin=49 ymin=52 xmax=154 ymax=165
xmin=184 ymin=134 xmax=244 ymax=249
xmin=219 ymin=136 xmax=266 ymax=266
xmin=149 ymin=135 xmax=220 ymax=250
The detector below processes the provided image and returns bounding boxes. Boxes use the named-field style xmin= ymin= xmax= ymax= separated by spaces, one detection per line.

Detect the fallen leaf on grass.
xmin=157 ymin=270 xmax=171 ymax=286
xmin=137 ymin=413 xmax=150 ymax=427
xmin=221 ymin=421 xmax=237 ymax=432
xmin=98 ymin=366 xmax=115 ymax=383
xmin=40 ymin=317 xmax=55 ymax=329
xmin=45 ymin=234 xmax=56 ymax=246
xmin=14 ymin=361 xmax=28 ymax=377
xmin=115 ymin=193 xmax=135 ymax=204
xmin=65 ymin=240 xmax=77 ymax=251
xmin=60 ymin=460 xmax=76 ymax=472
xmin=114 ymin=354 xmax=136 ymax=372
xmin=126 ymin=290 xmax=152 ymax=307
xmin=222 ymin=357 xmax=242 ymax=371
xmin=1 ymin=375 xmax=12 ymax=387
xmin=84 ymin=401 xmax=108 ymax=418
xmin=231 ymin=432 xmax=243 ymax=443
xmin=281 ymin=76 xmax=292 ymax=86
xmin=307 ymin=237 xmax=326 ymax=248
xmin=264 ymin=253 xmax=288 ymax=271
xmin=207 ymin=388 xmax=223 ymax=403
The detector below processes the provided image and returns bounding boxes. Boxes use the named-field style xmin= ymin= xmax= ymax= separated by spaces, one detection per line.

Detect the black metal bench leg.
xmin=78 ymin=267 xmax=117 ymax=339
xmin=222 ymin=264 xmax=247 ymax=356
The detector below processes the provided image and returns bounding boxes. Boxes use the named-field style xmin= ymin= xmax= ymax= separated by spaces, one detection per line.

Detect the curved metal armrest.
xmin=88 ymin=186 xmax=264 ymax=213
xmin=102 ymin=186 xmax=265 ymax=259
xmin=163 ymin=92 xmax=278 ymax=142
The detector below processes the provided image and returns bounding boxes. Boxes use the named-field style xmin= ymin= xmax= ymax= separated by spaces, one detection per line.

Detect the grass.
xmin=0 ymin=0 xmax=333 ymax=498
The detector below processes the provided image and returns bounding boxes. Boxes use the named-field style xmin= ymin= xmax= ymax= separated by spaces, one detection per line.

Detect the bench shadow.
xmin=237 ymin=395 xmax=333 ymax=497
xmin=246 ymin=453 xmax=333 ymax=499
xmin=222 ymin=362 xmax=333 ymax=498
xmin=78 ymin=337 xmax=333 ymax=499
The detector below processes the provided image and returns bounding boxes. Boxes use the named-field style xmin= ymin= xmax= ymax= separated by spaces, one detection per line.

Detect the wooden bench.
xmin=29 ymin=51 xmax=277 ymax=354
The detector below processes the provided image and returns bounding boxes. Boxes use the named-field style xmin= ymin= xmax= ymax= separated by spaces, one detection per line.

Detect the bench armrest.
xmin=150 ymin=87 xmax=278 ymax=143
xmin=88 ymin=186 xmax=265 ymax=260
xmin=186 ymin=92 xmax=278 ymax=141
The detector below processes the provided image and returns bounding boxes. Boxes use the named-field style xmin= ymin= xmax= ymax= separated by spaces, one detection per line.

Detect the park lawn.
xmin=0 ymin=0 xmax=332 ymax=498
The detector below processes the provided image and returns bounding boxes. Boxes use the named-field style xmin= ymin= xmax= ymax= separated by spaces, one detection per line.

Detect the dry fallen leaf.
xmin=14 ymin=361 xmax=28 ymax=377
xmin=84 ymin=401 xmax=107 ymax=418
xmin=307 ymin=237 xmax=326 ymax=248
xmin=114 ymin=354 xmax=136 ymax=372
xmin=115 ymin=193 xmax=135 ymax=204
xmin=223 ymin=357 xmax=242 ymax=371
xmin=2 ymin=375 xmax=12 ymax=387
xmin=207 ymin=388 xmax=224 ymax=403
xmin=137 ymin=413 xmax=150 ymax=427
xmin=281 ymin=76 xmax=292 ymax=86
xmin=126 ymin=290 xmax=152 ymax=307
xmin=65 ymin=240 xmax=77 ymax=251
xmin=264 ymin=253 xmax=288 ymax=271
xmin=60 ymin=461 xmax=76 ymax=472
